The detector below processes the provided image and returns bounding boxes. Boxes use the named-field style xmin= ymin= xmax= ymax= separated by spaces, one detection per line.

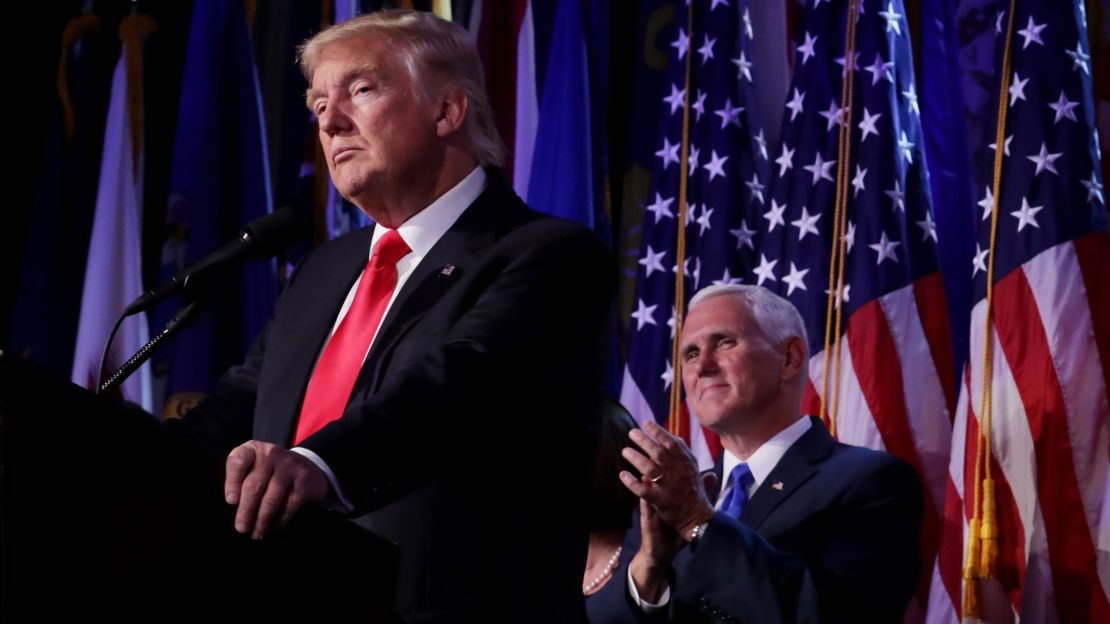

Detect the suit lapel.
xmin=356 ymin=175 xmax=516 ymax=391
xmin=256 ymin=227 xmax=374 ymax=445
xmin=740 ymin=417 xmax=834 ymax=529
xmin=358 ymin=232 xmax=479 ymax=389
xmin=707 ymin=456 xmax=725 ymax=505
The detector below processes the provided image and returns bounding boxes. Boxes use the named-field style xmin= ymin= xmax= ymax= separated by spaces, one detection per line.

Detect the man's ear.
xmin=434 ymin=85 xmax=469 ymax=138
xmin=780 ymin=336 xmax=806 ymax=383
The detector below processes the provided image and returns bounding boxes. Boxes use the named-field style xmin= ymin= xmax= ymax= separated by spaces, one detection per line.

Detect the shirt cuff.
xmin=627 ymin=564 xmax=670 ymax=614
xmin=290 ymin=446 xmax=354 ymax=512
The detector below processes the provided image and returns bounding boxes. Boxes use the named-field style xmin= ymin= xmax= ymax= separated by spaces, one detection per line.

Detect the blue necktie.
xmin=721 ymin=463 xmax=754 ymax=520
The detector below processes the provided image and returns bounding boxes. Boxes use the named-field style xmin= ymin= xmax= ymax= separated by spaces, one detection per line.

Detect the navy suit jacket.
xmin=590 ymin=418 xmax=923 ymax=623
xmin=169 ymin=172 xmax=614 ymax=623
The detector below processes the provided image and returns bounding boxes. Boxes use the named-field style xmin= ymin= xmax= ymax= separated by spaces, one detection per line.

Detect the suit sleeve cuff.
xmin=291 ymin=446 xmax=354 ymax=512
xmin=627 ymin=564 xmax=670 ymax=614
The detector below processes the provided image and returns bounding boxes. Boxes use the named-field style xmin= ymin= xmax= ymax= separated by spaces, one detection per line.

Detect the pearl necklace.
xmin=583 ymin=545 xmax=622 ymax=594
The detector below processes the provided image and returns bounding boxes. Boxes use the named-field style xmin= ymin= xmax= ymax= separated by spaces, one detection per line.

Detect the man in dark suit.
xmin=603 ymin=284 xmax=922 ymax=622
xmin=168 ymin=10 xmax=612 ymax=622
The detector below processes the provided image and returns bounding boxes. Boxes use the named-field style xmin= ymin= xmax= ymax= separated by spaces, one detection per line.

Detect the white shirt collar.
xmin=367 ymin=166 xmax=486 ymax=260
xmin=720 ymin=416 xmax=812 ymax=499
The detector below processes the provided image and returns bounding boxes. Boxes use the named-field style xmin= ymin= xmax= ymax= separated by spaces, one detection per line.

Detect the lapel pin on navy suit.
xmin=771 ymin=481 xmax=785 ymax=491
xmin=439 ymin=264 xmax=456 ymax=277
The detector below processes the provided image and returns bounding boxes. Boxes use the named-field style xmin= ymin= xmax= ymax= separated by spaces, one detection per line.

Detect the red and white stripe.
xmin=806 ymin=274 xmax=954 ymax=617
xmin=928 ymin=235 xmax=1110 ymax=623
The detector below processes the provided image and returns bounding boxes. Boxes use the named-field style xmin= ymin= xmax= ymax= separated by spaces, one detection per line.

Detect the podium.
xmin=0 ymin=355 xmax=399 ymax=621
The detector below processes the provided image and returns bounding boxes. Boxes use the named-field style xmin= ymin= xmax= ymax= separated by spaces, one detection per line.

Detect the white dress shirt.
xmin=717 ymin=416 xmax=812 ymax=507
xmin=292 ymin=166 xmax=486 ymax=508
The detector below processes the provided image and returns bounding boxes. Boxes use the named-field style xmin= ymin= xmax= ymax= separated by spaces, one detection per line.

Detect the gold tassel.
xmin=964 ymin=517 xmax=981 ymax=576
xmin=963 ymin=576 xmax=982 ymax=619
xmin=979 ymin=478 xmax=999 ymax=577
xmin=963 ymin=516 xmax=983 ymax=618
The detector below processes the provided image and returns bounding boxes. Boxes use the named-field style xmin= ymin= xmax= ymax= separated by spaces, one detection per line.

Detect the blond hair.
xmin=298 ymin=9 xmax=505 ymax=167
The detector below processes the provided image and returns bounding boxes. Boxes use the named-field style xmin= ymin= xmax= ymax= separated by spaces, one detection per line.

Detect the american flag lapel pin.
xmin=771 ymin=481 xmax=784 ymax=491
xmin=439 ymin=264 xmax=456 ymax=277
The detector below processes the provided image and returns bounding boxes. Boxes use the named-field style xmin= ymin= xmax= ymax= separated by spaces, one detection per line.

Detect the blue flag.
xmin=156 ymin=0 xmax=276 ymax=401
xmin=526 ymin=0 xmax=595 ymax=229
xmin=920 ymin=0 xmax=975 ymax=383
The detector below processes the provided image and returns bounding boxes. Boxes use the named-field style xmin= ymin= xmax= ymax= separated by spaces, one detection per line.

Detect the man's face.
xmin=679 ymin=296 xmax=787 ymax=433
xmin=307 ymin=37 xmax=441 ymax=212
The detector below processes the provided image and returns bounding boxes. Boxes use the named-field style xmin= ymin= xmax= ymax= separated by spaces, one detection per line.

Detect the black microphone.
xmin=123 ymin=206 xmax=298 ymax=317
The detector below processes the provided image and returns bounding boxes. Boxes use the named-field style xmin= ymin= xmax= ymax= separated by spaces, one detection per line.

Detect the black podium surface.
xmin=0 ymin=355 xmax=399 ymax=622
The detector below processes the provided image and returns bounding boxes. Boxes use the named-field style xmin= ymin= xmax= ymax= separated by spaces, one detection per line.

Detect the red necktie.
xmin=293 ymin=229 xmax=411 ymax=445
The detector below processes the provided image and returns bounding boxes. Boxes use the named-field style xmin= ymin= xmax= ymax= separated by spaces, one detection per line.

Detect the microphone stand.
xmin=96 ymin=300 xmax=204 ymax=397
xmin=94 ymin=206 xmax=296 ymax=398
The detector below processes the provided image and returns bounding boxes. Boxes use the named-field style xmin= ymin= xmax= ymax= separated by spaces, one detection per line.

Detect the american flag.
xmin=927 ymin=1 xmax=1110 ymax=621
xmin=758 ymin=0 xmax=954 ymax=617
xmin=620 ymin=0 xmax=769 ymax=469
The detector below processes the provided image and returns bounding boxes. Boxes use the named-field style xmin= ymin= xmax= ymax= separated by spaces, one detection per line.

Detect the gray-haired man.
xmin=606 ymin=285 xmax=922 ymax=623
